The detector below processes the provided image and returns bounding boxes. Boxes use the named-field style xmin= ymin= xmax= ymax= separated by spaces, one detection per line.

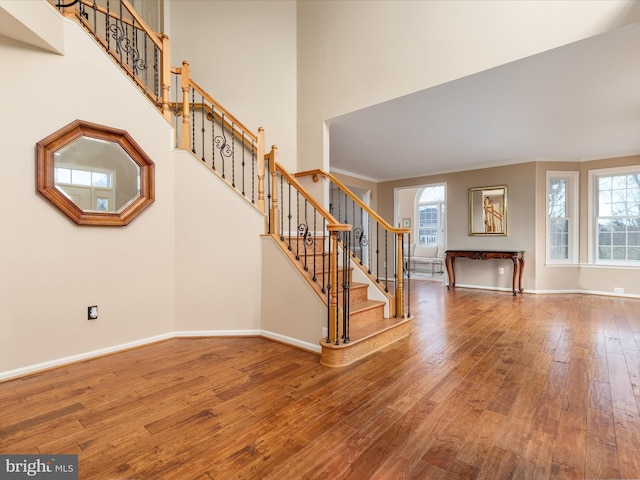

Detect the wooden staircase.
xmin=282 ymin=235 xmax=412 ymax=367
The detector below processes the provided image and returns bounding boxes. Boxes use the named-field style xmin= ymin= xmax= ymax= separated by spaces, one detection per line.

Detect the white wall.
xmin=0 ymin=14 xmax=176 ymax=375
xmin=0 ymin=4 xmax=270 ymax=378
xmin=297 ymin=0 xmax=640 ymax=172
xmin=167 ymin=0 xmax=298 ymax=172
xmin=261 ymin=237 xmax=324 ymax=352
xmin=174 ymin=150 xmax=264 ymax=332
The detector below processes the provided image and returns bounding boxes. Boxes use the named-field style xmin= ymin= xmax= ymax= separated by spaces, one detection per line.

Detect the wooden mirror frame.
xmin=36 ymin=120 xmax=155 ymax=226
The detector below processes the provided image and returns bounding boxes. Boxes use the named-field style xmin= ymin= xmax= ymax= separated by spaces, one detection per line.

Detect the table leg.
xmin=518 ymin=256 xmax=525 ymax=293
xmin=445 ymin=255 xmax=456 ymax=288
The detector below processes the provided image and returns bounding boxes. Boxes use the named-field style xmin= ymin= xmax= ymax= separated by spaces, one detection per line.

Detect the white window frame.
xmin=415 ymin=184 xmax=446 ymax=247
xmin=588 ymin=165 xmax=640 ymax=266
xmin=546 ymin=171 xmax=578 ymax=265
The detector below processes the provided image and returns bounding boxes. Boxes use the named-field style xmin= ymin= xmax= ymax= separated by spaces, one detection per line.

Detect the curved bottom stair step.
xmin=320 ymin=316 xmax=412 ymax=367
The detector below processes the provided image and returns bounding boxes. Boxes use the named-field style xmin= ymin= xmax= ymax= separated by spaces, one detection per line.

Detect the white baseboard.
xmin=452 ymin=283 xmax=640 ymax=299
xmin=0 ymin=332 xmax=173 ymax=382
xmin=0 ymin=329 xmax=321 ymax=382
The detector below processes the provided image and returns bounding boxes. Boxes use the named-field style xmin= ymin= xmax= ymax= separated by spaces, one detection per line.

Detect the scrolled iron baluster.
xmin=298 ymin=222 xmax=312 ymax=271
xmin=354 ymin=227 xmax=368 ymax=266
xmin=108 ymin=21 xmax=147 ymax=73
xmin=215 ymin=114 xmax=232 ymax=179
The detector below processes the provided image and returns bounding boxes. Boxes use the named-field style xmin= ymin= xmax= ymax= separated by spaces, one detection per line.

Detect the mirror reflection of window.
xmin=96 ymin=198 xmax=109 ymax=212
xmin=54 ymin=164 xmax=116 ymax=213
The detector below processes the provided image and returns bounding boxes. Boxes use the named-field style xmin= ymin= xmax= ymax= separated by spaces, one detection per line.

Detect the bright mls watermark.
xmin=0 ymin=455 xmax=77 ymax=479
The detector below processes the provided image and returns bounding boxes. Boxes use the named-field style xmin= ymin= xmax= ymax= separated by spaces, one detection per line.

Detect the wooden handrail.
xmin=295 ymin=169 xmax=410 ymax=235
xmin=187 ymin=78 xmax=258 ymax=143
xmin=275 ymin=164 xmax=343 ymax=228
xmin=172 ymin=101 xmax=258 ymax=151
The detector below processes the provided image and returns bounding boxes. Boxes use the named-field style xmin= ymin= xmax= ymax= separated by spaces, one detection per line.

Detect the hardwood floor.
xmin=2 ymin=281 xmax=640 ymax=479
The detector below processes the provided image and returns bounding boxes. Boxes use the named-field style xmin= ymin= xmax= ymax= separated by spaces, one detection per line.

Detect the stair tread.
xmin=349 ymin=298 xmax=386 ymax=312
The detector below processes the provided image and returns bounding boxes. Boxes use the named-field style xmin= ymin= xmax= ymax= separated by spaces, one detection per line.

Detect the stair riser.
xmin=348 ymin=304 xmax=385 ymax=323
xmin=337 ymin=285 xmax=369 ymax=304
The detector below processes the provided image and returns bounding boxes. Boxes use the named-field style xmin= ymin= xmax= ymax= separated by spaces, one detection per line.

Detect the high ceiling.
xmin=328 ymin=22 xmax=640 ymax=182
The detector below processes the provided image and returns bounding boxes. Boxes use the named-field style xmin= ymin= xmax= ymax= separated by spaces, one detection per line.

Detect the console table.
xmin=444 ymin=250 xmax=525 ymax=295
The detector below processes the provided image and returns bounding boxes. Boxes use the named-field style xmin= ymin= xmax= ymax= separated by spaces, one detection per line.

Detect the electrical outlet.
xmin=614 ymin=287 xmax=624 ymax=293
xmin=498 ymin=267 xmax=504 ymax=275
xmin=88 ymin=305 xmax=98 ymax=320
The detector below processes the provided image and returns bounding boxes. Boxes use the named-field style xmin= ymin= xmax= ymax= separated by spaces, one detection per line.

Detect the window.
xmin=546 ymin=172 xmax=578 ymax=264
xmin=417 ymin=185 xmax=445 ymax=246
xmin=591 ymin=166 xmax=640 ymax=264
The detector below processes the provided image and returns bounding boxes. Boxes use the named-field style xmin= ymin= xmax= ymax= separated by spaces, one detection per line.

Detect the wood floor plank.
xmin=585 ymin=407 xmax=620 ymax=480
xmin=2 ymin=284 xmax=640 ymax=479
xmin=613 ymin=407 xmax=640 ymax=479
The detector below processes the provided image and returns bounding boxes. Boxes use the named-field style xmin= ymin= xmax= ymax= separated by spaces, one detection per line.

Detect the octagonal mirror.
xmin=37 ymin=120 xmax=154 ymax=226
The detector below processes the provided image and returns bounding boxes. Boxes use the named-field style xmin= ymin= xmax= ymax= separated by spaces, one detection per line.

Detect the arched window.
xmin=417 ymin=185 xmax=445 ymax=246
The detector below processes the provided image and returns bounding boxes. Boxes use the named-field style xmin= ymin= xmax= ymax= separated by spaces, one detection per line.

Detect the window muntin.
xmin=593 ymin=169 xmax=640 ymax=264
xmin=546 ymin=172 xmax=578 ymax=264
xmin=417 ymin=185 xmax=445 ymax=246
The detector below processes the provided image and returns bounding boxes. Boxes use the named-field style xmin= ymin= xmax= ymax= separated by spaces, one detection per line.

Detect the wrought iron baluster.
xmin=294 ymin=190 xmax=300 ymax=260
xmin=105 ymin=0 xmax=110 ymax=51
xmin=279 ymin=174 xmax=284 ymax=241
xmin=218 ymin=114 xmax=227 ymax=179
xmin=406 ymin=233 xmax=411 ymax=318
xmin=321 ymin=218 xmax=327 ymax=293
xmin=351 ymin=197 xmax=356 ymax=256
xmin=190 ymin=88 xmax=195 ymax=154
xmin=200 ymin=94 xmax=205 ymax=162
xmin=266 ymin=166 xmax=272 ymax=234
xmin=91 ymin=1 xmax=96 ymax=37
xmin=376 ymin=223 xmax=380 ymax=283
xmin=384 ymin=231 xmax=389 ymax=292
xmin=173 ymin=73 xmax=179 ymax=147
xmin=368 ymin=214 xmax=372 ymax=274
xmin=251 ymin=140 xmax=255 ymax=204
xmin=211 ymin=106 xmax=216 ymax=171
xmin=241 ymin=132 xmax=246 ymax=197
xmin=342 ymin=230 xmax=350 ymax=344
xmin=311 ymin=209 xmax=317 ymax=281
xmin=287 ymin=180 xmax=292 ymax=250
xmin=131 ymin=18 xmax=137 ymax=75
xmin=300 ymin=199 xmax=310 ymax=271
xmin=231 ymin=123 xmax=236 ymax=188
xmin=326 ymin=231 xmax=332 ymax=343
xmin=143 ymin=35 xmax=148 ymax=97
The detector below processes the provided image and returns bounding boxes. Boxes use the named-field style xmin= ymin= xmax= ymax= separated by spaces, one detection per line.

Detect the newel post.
xmin=268 ymin=145 xmax=280 ymax=235
xmin=396 ymin=232 xmax=405 ymax=318
xmin=257 ymin=127 xmax=266 ymax=214
xmin=160 ymin=34 xmax=171 ymax=122
xmin=180 ymin=61 xmax=191 ymax=150
xmin=62 ymin=5 xmax=76 ymax=19
xmin=328 ymin=227 xmax=341 ymax=344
